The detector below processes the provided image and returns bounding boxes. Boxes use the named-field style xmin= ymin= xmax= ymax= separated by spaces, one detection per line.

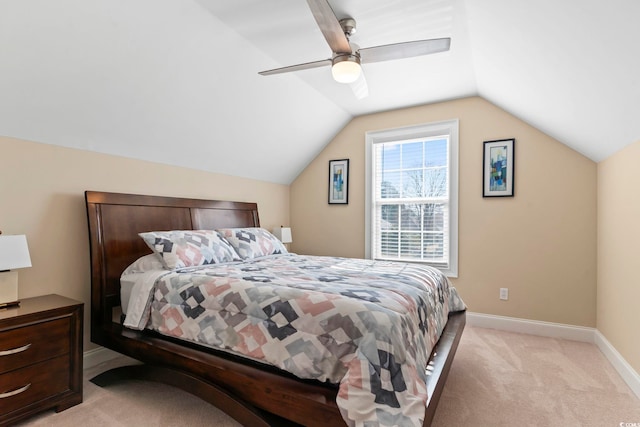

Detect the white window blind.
xmin=365 ymin=120 xmax=458 ymax=277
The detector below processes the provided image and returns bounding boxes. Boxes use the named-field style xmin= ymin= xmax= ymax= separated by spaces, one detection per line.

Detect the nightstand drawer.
xmin=0 ymin=354 xmax=69 ymax=415
xmin=0 ymin=317 xmax=70 ymax=374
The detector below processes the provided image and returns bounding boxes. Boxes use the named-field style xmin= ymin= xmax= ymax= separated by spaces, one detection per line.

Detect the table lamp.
xmin=0 ymin=234 xmax=32 ymax=308
xmin=272 ymin=226 xmax=293 ymax=245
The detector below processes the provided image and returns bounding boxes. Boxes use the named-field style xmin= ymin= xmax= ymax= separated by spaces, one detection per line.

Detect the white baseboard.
xmin=594 ymin=330 xmax=640 ymax=399
xmin=83 ymin=346 xmax=129 ymax=370
xmin=467 ymin=311 xmax=596 ymax=342
xmin=467 ymin=311 xmax=640 ymax=399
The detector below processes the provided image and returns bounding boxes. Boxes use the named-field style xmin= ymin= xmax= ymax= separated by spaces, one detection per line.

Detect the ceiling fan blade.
xmin=349 ymin=72 xmax=368 ymax=99
xmin=306 ymin=0 xmax=351 ymax=54
xmin=259 ymin=58 xmax=332 ymax=76
xmin=359 ymin=38 xmax=451 ymax=64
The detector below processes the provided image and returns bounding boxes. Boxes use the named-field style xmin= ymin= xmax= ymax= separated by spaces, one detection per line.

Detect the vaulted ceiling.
xmin=1 ymin=0 xmax=638 ymax=184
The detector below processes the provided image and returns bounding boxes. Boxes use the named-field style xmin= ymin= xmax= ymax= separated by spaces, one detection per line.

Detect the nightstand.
xmin=0 ymin=294 xmax=83 ymax=426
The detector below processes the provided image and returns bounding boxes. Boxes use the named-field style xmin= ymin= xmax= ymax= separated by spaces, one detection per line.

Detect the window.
xmin=365 ymin=119 xmax=458 ymax=277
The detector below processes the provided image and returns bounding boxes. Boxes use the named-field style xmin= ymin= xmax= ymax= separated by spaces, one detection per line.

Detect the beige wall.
xmin=597 ymin=140 xmax=640 ymax=373
xmin=1 ymin=136 xmax=290 ymax=350
xmin=291 ymin=96 xmax=597 ymax=327
xmin=4 ymin=99 xmax=635 ymax=373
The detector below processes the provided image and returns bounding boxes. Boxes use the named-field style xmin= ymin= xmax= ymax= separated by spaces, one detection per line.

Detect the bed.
xmin=85 ymin=190 xmax=466 ymax=427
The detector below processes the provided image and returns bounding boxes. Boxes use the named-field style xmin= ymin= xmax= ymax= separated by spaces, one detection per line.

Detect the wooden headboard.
xmin=85 ymin=191 xmax=260 ymax=343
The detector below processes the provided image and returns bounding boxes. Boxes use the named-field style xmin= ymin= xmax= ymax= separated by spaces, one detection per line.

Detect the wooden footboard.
xmin=91 ymin=311 xmax=465 ymax=427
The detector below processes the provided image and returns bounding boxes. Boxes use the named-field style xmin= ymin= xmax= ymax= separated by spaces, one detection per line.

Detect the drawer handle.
xmin=0 ymin=343 xmax=32 ymax=356
xmin=0 ymin=383 xmax=31 ymax=398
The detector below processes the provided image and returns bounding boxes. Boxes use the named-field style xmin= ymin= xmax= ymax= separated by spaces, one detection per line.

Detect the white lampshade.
xmin=272 ymin=227 xmax=293 ymax=244
xmin=0 ymin=234 xmax=31 ymax=307
xmin=331 ymin=55 xmax=362 ymax=84
xmin=0 ymin=235 xmax=32 ymax=270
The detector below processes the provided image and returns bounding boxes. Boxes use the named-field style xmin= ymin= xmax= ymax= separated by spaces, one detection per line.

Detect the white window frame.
xmin=365 ymin=119 xmax=459 ymax=277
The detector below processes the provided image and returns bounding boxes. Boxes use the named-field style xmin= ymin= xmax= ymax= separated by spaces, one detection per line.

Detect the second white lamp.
xmin=272 ymin=227 xmax=293 ymax=244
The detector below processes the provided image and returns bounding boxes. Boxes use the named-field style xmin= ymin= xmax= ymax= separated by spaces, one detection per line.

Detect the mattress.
xmin=122 ymin=253 xmax=465 ymax=427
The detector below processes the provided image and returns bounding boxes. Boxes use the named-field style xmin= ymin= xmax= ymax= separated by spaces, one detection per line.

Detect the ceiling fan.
xmin=258 ymin=0 xmax=451 ymax=99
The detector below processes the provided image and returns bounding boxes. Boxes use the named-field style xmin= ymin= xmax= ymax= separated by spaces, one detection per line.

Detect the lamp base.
xmin=0 ymin=270 xmax=19 ymax=308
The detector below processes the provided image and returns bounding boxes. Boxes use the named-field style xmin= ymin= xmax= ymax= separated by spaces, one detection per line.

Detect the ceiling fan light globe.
xmin=332 ymin=56 xmax=362 ymax=84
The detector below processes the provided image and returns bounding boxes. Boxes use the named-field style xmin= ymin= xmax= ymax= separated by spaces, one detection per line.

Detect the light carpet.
xmin=16 ymin=326 xmax=640 ymax=426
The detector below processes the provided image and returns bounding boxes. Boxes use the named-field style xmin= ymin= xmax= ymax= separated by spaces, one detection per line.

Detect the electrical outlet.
xmin=499 ymin=288 xmax=509 ymax=300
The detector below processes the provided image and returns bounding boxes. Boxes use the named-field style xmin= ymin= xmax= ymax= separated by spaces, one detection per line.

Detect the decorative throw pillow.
xmin=138 ymin=230 xmax=239 ymax=270
xmin=215 ymin=227 xmax=288 ymax=260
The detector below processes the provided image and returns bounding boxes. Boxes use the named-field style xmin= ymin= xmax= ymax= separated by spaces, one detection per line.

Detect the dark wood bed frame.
xmin=85 ymin=190 xmax=465 ymax=427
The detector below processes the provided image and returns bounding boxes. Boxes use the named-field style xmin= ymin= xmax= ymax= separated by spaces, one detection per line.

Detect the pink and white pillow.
xmin=139 ymin=230 xmax=239 ymax=270
xmin=215 ymin=227 xmax=287 ymax=260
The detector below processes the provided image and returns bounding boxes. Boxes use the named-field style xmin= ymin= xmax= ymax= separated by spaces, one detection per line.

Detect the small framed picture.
xmin=483 ymin=138 xmax=515 ymax=197
xmin=328 ymin=159 xmax=349 ymax=204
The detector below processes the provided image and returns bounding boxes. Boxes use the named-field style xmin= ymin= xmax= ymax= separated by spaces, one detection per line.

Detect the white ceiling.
xmin=1 ymin=0 xmax=638 ymax=184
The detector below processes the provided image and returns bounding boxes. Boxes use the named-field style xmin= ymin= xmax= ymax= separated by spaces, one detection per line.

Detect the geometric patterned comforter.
xmin=130 ymin=254 xmax=466 ymax=427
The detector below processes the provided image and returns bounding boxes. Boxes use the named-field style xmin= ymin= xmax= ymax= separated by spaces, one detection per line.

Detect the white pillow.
xmin=122 ymin=254 xmax=165 ymax=275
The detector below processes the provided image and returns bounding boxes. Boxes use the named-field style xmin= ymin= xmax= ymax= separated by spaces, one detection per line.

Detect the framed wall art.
xmin=328 ymin=159 xmax=349 ymax=204
xmin=483 ymin=138 xmax=515 ymax=197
